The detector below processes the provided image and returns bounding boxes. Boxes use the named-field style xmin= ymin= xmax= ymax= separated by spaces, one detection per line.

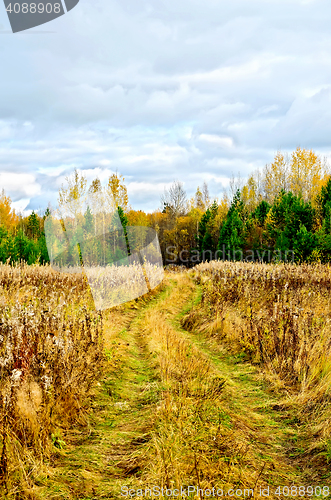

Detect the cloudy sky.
xmin=0 ymin=0 xmax=331 ymax=213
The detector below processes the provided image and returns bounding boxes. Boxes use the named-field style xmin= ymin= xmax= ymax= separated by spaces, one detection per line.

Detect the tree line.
xmin=195 ymin=148 xmax=331 ymax=264
xmin=1 ymin=146 xmax=331 ymax=266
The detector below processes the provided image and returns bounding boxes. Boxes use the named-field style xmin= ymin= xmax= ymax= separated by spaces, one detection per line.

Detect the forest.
xmin=1 ymin=146 xmax=331 ymax=266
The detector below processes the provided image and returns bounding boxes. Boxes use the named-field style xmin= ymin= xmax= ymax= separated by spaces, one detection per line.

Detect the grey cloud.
xmin=0 ymin=0 xmax=331 ymax=211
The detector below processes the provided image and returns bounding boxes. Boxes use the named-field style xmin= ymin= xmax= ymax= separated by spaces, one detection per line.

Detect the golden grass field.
xmin=0 ymin=262 xmax=330 ymax=499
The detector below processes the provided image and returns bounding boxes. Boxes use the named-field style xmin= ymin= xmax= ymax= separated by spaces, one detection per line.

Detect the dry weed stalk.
xmin=186 ymin=261 xmax=331 ymax=458
xmin=0 ymin=263 xmax=104 ymax=496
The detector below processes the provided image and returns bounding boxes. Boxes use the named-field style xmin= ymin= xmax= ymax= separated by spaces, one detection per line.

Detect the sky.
xmin=1 ymin=0 xmax=331 ymax=213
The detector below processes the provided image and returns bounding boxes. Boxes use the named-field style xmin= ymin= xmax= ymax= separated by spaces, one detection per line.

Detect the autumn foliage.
xmin=0 ymin=147 xmax=331 ymax=266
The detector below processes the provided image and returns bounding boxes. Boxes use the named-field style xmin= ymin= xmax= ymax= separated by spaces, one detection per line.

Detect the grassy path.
xmin=173 ymin=274 xmax=330 ymax=498
xmin=38 ymin=289 xmax=164 ymax=499
xmin=38 ymin=273 xmax=329 ymax=500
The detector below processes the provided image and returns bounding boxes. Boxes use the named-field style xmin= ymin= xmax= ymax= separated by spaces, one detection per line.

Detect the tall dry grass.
xmin=137 ymin=276 xmax=260 ymax=491
xmin=0 ymin=264 xmax=104 ymax=497
xmin=185 ymin=261 xmax=331 ymax=460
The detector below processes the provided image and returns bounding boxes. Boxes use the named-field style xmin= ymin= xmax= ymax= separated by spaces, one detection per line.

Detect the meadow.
xmin=0 ymin=264 xmax=104 ymax=497
xmin=186 ymin=260 xmax=331 ymax=453
xmin=0 ymin=261 xmax=330 ymax=499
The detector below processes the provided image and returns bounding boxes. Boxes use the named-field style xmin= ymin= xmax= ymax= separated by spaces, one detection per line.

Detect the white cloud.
xmin=0 ymin=0 xmax=331 ymax=210
xmin=198 ymin=134 xmax=234 ymax=148
xmin=0 ymin=173 xmax=41 ymax=198
xmin=128 ymin=181 xmax=173 ymax=196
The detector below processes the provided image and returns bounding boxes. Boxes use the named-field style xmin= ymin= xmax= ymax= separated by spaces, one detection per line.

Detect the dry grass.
xmin=185 ymin=260 xmax=331 ymax=463
xmin=21 ymin=268 xmax=329 ymax=498
xmin=3 ymin=261 xmax=331 ymax=498
xmin=84 ymin=262 xmax=163 ymax=309
xmin=135 ymin=275 xmax=264 ymax=492
xmin=0 ymin=263 xmax=104 ymax=497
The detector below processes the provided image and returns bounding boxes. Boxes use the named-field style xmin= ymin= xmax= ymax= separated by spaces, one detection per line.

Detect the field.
xmin=0 ymin=262 xmax=330 ymax=499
